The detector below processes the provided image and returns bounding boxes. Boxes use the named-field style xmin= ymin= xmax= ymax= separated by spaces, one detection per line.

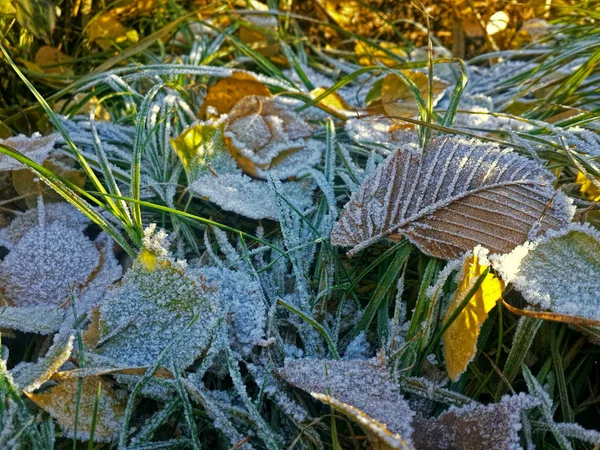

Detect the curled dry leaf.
xmin=26 ymin=376 xmax=126 ymax=442
xmin=491 ymin=223 xmax=600 ymax=323
xmin=443 ymin=252 xmax=504 ymax=381
xmin=331 ymin=137 xmax=574 ymax=260
xmin=224 ymin=95 xmax=320 ymax=180
xmin=199 ymin=72 xmax=272 ymax=118
xmin=412 ymin=393 xmax=540 ymax=450
xmin=279 ymin=358 xmax=414 ymax=449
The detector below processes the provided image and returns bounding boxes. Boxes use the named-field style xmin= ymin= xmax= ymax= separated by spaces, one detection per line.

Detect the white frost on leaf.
xmin=92 ymin=226 xmax=222 ymax=370
xmin=0 ymin=133 xmax=58 ymax=171
xmin=491 ymin=223 xmax=600 ymax=320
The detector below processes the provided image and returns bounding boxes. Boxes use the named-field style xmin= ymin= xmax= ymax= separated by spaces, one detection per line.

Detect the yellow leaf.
xmin=310 ymin=87 xmax=352 ymax=113
xmin=354 ymin=41 xmax=407 ymax=67
xmin=443 ymin=254 xmax=504 ymax=381
xmin=315 ymin=0 xmax=362 ymax=28
xmin=170 ymin=122 xmax=224 ymax=178
xmin=368 ymin=71 xmax=448 ymax=119
xmin=486 ymin=11 xmax=509 ymax=36
xmin=87 ymin=13 xmax=129 ymax=50
xmin=34 ymin=46 xmax=73 ymax=76
xmin=0 ymin=0 xmax=16 ymax=15
xmin=26 ymin=376 xmax=126 ymax=442
xmin=198 ymin=72 xmax=272 ymax=118
xmin=577 ymin=171 xmax=600 ymax=202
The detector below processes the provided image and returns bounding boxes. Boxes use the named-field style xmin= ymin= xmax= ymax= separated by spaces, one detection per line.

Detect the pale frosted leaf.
xmin=92 ymin=225 xmax=222 ymax=369
xmin=12 ymin=332 xmax=74 ymax=392
xmin=0 ymin=133 xmax=58 ymax=171
xmin=0 ymin=306 xmax=63 ymax=334
xmin=331 ymin=137 xmax=574 ymax=260
xmin=279 ymin=358 xmax=414 ymax=447
xmin=412 ymin=393 xmax=540 ymax=450
xmin=491 ymin=223 xmax=600 ymax=322
xmin=0 ymin=221 xmax=101 ymax=307
xmin=0 ymin=203 xmax=90 ymax=249
xmin=188 ymin=148 xmax=314 ymax=220
xmin=26 ymin=376 xmax=126 ymax=442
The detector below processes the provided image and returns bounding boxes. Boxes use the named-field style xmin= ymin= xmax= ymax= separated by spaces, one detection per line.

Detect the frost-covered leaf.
xmin=12 ymin=331 xmax=74 ymax=392
xmin=279 ymin=358 xmax=414 ymax=448
xmin=491 ymin=224 xmax=600 ymax=322
xmin=92 ymin=225 xmax=222 ymax=369
xmin=366 ymin=72 xmax=448 ymax=118
xmin=331 ymin=137 xmax=574 ymax=259
xmin=0 ymin=306 xmax=64 ymax=334
xmin=0 ymin=221 xmax=102 ymax=307
xmin=26 ymin=375 xmax=126 ymax=442
xmin=412 ymin=393 xmax=539 ymax=450
xmin=443 ymin=251 xmax=504 ymax=380
xmin=0 ymin=133 xmax=58 ymax=171
xmin=224 ymin=95 xmax=321 ymax=180
xmin=170 ymin=121 xmax=226 ymax=179
xmin=0 ymin=202 xmax=90 ymax=249
xmin=345 ymin=117 xmax=418 ymax=149
xmin=199 ymin=72 xmax=272 ymax=118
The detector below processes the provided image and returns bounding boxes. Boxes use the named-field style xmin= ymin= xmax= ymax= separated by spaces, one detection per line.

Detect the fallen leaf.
xmin=443 ymin=252 xmax=504 ymax=380
xmin=239 ymin=13 xmax=280 ymax=58
xmin=366 ymin=71 xmax=448 ymax=119
xmin=26 ymin=376 xmax=126 ymax=442
xmin=0 ymin=132 xmax=58 ymax=172
xmin=224 ymin=95 xmax=319 ymax=180
xmin=310 ymin=87 xmax=352 ymax=114
xmin=34 ymin=46 xmax=73 ymax=76
xmin=491 ymin=223 xmax=600 ymax=323
xmin=280 ymin=358 xmax=415 ymax=450
xmin=87 ymin=13 xmax=130 ymax=50
xmin=412 ymin=393 xmax=540 ymax=450
xmin=170 ymin=122 xmax=226 ymax=179
xmin=330 ymin=136 xmax=574 ymax=259
xmin=486 ymin=11 xmax=510 ymax=36
xmin=198 ymin=72 xmax=272 ymax=118
xmin=12 ymin=158 xmax=86 ymax=207
xmin=354 ymin=41 xmax=407 ymax=67
xmin=577 ymin=171 xmax=600 ymax=201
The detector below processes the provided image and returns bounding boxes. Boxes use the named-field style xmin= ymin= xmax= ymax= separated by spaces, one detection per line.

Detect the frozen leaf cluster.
xmin=331 ymin=136 xmax=574 ymax=259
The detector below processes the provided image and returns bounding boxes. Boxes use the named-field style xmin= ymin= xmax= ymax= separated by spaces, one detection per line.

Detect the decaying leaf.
xmin=26 ymin=376 xmax=126 ymax=442
xmin=92 ymin=225 xmax=222 ymax=369
xmin=224 ymin=95 xmax=321 ymax=180
xmin=199 ymin=72 xmax=272 ymax=118
xmin=279 ymin=358 xmax=415 ymax=449
xmin=412 ymin=393 xmax=540 ymax=450
xmin=11 ymin=332 xmax=74 ymax=392
xmin=0 ymin=133 xmax=58 ymax=171
xmin=443 ymin=252 xmax=504 ymax=380
xmin=491 ymin=224 xmax=600 ymax=322
xmin=330 ymin=137 xmax=574 ymax=259
xmin=87 ymin=13 xmax=137 ymax=50
xmin=366 ymin=72 xmax=449 ymax=119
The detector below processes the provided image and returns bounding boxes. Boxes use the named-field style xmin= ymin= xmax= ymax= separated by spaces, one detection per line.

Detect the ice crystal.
xmin=491 ymin=224 xmax=600 ymax=320
xmin=0 ymin=133 xmax=58 ymax=171
xmin=343 ymin=331 xmax=371 ymax=359
xmin=0 ymin=306 xmax=64 ymax=334
xmin=280 ymin=358 xmax=414 ymax=443
xmin=331 ymin=136 xmax=574 ymax=260
xmin=92 ymin=226 xmax=222 ymax=370
xmin=344 ymin=117 xmax=418 ymax=150
xmin=412 ymin=393 xmax=539 ymax=450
